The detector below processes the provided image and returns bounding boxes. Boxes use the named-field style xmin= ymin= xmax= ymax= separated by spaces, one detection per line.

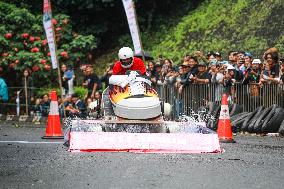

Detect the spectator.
xmin=242 ymin=59 xmax=262 ymax=106
xmin=164 ymin=67 xmax=178 ymax=105
xmin=160 ymin=59 xmax=173 ymax=82
xmin=165 ymin=67 xmax=177 ymax=85
xmin=242 ymin=59 xmax=262 ymax=85
xmin=86 ymin=91 xmax=102 ymax=118
xmin=175 ymin=65 xmax=184 ymax=90
xmin=61 ymin=64 xmax=75 ymax=97
xmin=207 ymin=52 xmax=217 ymax=63
xmin=193 ymin=51 xmax=208 ymax=65
xmin=155 ymin=62 xmax=166 ymax=85
xmin=32 ymin=98 xmax=42 ymax=116
xmin=260 ymin=52 xmax=280 ymax=84
xmin=211 ymin=64 xmax=235 ymax=102
xmin=146 ymin=60 xmax=156 ymax=81
xmin=69 ymin=93 xmax=87 ymax=118
xmin=82 ymin=66 xmax=101 ymax=99
xmin=262 ymin=47 xmax=278 ymax=60
xmin=100 ymin=63 xmax=114 ymax=88
xmin=183 ymin=54 xmax=191 ymax=62
xmin=0 ymin=68 xmax=8 ymax=115
xmin=163 ymin=59 xmax=173 ymax=70
xmin=40 ymin=94 xmax=50 ymax=117
xmin=215 ymin=52 xmax=222 ymax=62
xmin=176 ymin=61 xmax=193 ymax=94
xmin=188 ymin=56 xmax=199 ymax=74
xmin=224 ymin=64 xmax=237 ymax=101
xmin=209 ymin=62 xmax=219 ymax=82
xmin=207 ymin=53 xmax=218 ymax=67
xmin=60 ymin=96 xmax=72 ymax=117
xmin=191 ymin=62 xmax=211 ymax=84
xmin=228 ymin=51 xmax=238 ymax=66
xmin=242 ymin=52 xmax=253 ymax=71
xmin=22 ymin=68 xmax=34 ymax=114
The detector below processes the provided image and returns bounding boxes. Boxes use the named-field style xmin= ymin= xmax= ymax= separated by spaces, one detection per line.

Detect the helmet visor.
xmin=120 ymin=58 xmax=133 ymax=67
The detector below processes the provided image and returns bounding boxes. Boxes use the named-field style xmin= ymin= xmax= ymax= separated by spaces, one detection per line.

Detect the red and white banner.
xmin=122 ymin=0 xmax=142 ymax=54
xmin=43 ymin=0 xmax=58 ymax=69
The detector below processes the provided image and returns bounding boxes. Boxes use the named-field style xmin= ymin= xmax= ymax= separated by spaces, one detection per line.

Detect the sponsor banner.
xmin=122 ymin=0 xmax=142 ymax=54
xmin=43 ymin=0 xmax=58 ymax=69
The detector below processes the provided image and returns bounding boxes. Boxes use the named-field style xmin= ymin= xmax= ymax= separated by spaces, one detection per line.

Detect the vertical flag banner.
xmin=43 ymin=0 xmax=58 ymax=69
xmin=122 ymin=0 xmax=142 ymax=54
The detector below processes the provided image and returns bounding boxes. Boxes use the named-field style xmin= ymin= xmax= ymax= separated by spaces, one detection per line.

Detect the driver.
xmin=113 ymin=47 xmax=146 ymax=75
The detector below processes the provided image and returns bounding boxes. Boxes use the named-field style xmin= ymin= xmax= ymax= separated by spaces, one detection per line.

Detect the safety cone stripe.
xmin=219 ymin=105 xmax=230 ymax=119
xmin=49 ymin=101 xmax=59 ymax=115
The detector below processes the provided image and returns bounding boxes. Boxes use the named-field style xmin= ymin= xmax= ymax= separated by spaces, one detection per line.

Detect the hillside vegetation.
xmin=150 ymin=0 xmax=284 ymax=62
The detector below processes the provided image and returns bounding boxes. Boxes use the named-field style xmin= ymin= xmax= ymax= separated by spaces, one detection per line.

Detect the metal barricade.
xmin=1 ymin=84 xmax=283 ymax=117
xmin=157 ymin=83 xmax=284 ymax=117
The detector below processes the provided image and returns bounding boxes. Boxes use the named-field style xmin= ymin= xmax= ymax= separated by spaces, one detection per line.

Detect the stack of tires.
xmin=206 ymin=102 xmax=243 ymax=131
xmin=231 ymin=104 xmax=284 ymax=135
xmin=204 ymin=103 xmax=284 ymax=136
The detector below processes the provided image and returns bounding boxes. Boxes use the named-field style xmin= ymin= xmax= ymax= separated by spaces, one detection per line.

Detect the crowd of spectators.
xmin=1 ymin=47 xmax=284 ymax=117
xmin=146 ymin=48 xmax=284 ymax=101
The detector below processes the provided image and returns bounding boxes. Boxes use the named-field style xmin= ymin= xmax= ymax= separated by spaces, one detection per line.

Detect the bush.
xmin=36 ymin=86 xmax=87 ymax=99
xmin=0 ymin=2 xmax=97 ymax=87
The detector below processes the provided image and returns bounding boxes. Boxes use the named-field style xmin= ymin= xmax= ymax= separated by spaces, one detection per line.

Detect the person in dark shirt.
xmin=242 ymin=59 xmax=262 ymax=85
xmin=22 ymin=69 xmax=34 ymax=115
xmin=191 ymin=62 xmax=211 ymax=84
xmin=40 ymin=94 xmax=50 ymax=117
xmin=179 ymin=57 xmax=199 ymax=86
xmin=82 ymin=66 xmax=101 ymax=99
xmin=260 ymin=52 xmax=280 ymax=84
xmin=69 ymin=93 xmax=87 ymax=118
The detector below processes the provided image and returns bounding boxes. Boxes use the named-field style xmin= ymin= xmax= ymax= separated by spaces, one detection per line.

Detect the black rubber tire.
xmin=229 ymin=104 xmax=244 ymax=117
xmin=197 ymin=106 xmax=208 ymax=113
xmin=232 ymin=112 xmax=251 ymax=132
xmin=253 ymin=106 xmax=274 ymax=133
xmin=207 ymin=119 xmax=218 ymax=131
xmin=209 ymin=102 xmax=220 ymax=115
xmin=207 ymin=102 xmax=215 ymax=114
xmin=259 ymin=104 xmax=279 ymax=132
xmin=212 ymin=104 xmax=221 ymax=119
xmin=262 ymin=107 xmax=284 ymax=133
xmin=278 ymin=120 xmax=284 ymax=137
xmin=241 ymin=106 xmax=264 ymax=131
xmin=247 ymin=107 xmax=265 ymax=133
xmin=231 ymin=112 xmax=248 ymax=122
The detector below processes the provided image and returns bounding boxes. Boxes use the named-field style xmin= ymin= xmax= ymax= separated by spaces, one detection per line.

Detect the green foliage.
xmin=149 ymin=0 xmax=284 ymax=62
xmin=37 ymin=87 xmax=61 ymax=98
xmin=74 ymin=86 xmax=88 ymax=99
xmin=0 ymin=1 xmax=97 ymax=87
xmin=37 ymin=86 xmax=87 ymax=99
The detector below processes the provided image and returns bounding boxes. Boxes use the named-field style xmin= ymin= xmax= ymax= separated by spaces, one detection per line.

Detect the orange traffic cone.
xmin=217 ymin=94 xmax=235 ymax=143
xmin=42 ymin=90 xmax=63 ymax=139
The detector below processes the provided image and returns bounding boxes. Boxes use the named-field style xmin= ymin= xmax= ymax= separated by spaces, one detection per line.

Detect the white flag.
xmin=122 ymin=0 xmax=142 ymax=54
xmin=43 ymin=0 xmax=58 ymax=69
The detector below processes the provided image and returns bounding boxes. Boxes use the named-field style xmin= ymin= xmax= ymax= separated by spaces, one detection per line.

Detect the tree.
xmin=0 ymin=2 xmax=96 ymax=87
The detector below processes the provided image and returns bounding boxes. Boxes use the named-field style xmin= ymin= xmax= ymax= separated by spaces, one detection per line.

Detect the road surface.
xmin=0 ymin=124 xmax=283 ymax=189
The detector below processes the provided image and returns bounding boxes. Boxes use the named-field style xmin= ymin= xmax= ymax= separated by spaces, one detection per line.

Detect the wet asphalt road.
xmin=0 ymin=124 xmax=283 ymax=189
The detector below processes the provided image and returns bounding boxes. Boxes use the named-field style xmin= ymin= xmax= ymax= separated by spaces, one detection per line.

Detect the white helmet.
xmin=118 ymin=47 xmax=134 ymax=68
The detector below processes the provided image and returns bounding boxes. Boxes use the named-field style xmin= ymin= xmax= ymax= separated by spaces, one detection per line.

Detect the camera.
xmin=246 ymin=67 xmax=252 ymax=72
